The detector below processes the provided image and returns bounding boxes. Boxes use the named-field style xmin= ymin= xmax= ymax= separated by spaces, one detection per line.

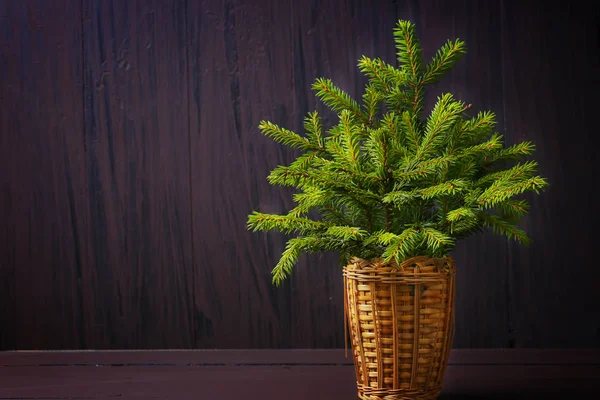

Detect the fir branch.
xmin=393 ymin=20 xmax=425 ymax=115
xmin=340 ymin=110 xmax=362 ymax=170
xmin=365 ymin=230 xmax=398 ymax=247
xmin=288 ymin=151 xmax=320 ymax=171
xmin=393 ymin=155 xmax=455 ymax=182
xmin=271 ymin=238 xmax=304 ymax=286
xmin=445 ymin=207 xmax=478 ymax=235
xmin=455 ymin=133 xmax=504 ymax=159
xmin=382 ymin=112 xmax=401 ymax=144
xmin=449 ymin=111 xmax=496 ymax=152
xmin=393 ymin=20 xmax=423 ymax=80
xmin=382 ymin=112 xmax=409 ymax=162
xmin=272 ymin=235 xmax=339 ymax=285
xmin=401 ymin=111 xmax=420 ymax=152
xmin=477 ymin=176 xmax=548 ymax=209
xmin=358 ymin=56 xmax=392 ymax=92
xmin=259 ymin=120 xmax=318 ymax=150
xmin=358 ymin=56 xmax=412 ymax=95
xmin=417 ymin=155 xmax=456 ymax=170
xmin=303 ymin=111 xmax=324 ymax=149
xmin=422 ymin=39 xmax=467 ymax=84
xmin=416 ymin=94 xmax=468 ymax=160
xmin=476 ymin=160 xmax=540 ymax=187
xmin=365 ymin=126 xmax=389 ymax=179
xmin=267 ymin=165 xmax=317 ymax=188
xmin=495 ymin=199 xmax=530 ymax=220
xmin=383 ymin=189 xmax=419 ymax=205
xmin=325 ymin=225 xmax=367 ymax=241
xmin=382 ymin=227 xmax=421 ymax=263
xmin=247 ymin=212 xmax=325 ymax=235
xmin=446 ymin=206 xmax=476 ymax=222
xmin=319 ymin=201 xmax=354 ymax=226
xmin=447 ymin=159 xmax=477 ymax=181
xmin=290 ymin=188 xmax=331 ymax=217
xmin=422 ymin=227 xmax=454 ymax=254
xmin=385 ymin=86 xmax=415 ymax=113
xmin=326 ymin=123 xmax=344 ymax=140
xmin=479 ymin=213 xmax=531 ymax=245
xmin=411 ymin=83 xmax=425 ymax=116
xmin=392 ymin=166 xmax=435 ymax=182
xmin=325 ymin=137 xmax=354 ymax=167
xmin=489 ymin=141 xmax=535 ymax=161
xmin=463 ymin=187 xmax=484 ymax=207
xmin=313 ymin=78 xmax=368 ymax=123
xmin=335 ymin=197 xmax=371 ymax=227
xmin=268 ymin=165 xmax=380 ymax=202
xmin=418 ymin=179 xmax=468 ymax=199
xmin=362 ymin=84 xmax=383 ymax=123
xmin=379 ymin=60 xmax=411 ymax=86
xmin=451 ymin=216 xmax=484 ymax=238
xmin=317 ymin=158 xmax=383 ymax=184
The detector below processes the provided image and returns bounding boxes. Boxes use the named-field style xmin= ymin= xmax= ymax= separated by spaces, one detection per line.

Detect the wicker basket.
xmin=343 ymin=256 xmax=457 ymax=400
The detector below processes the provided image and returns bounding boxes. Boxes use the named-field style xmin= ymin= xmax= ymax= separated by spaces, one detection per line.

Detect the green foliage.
xmin=423 ymin=39 xmax=467 ymax=84
xmin=248 ymin=20 xmax=549 ymax=285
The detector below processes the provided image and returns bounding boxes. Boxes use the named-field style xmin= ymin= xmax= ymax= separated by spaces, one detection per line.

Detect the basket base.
xmin=358 ymin=384 xmax=441 ymax=400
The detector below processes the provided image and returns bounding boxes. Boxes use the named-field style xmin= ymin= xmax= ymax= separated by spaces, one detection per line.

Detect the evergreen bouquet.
xmin=248 ymin=20 xmax=548 ymax=286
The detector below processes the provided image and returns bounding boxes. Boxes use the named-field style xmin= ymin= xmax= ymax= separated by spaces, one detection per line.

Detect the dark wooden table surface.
xmin=1 ymin=349 xmax=599 ymax=399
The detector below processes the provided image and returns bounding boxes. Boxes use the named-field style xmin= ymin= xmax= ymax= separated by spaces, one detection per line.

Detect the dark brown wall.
xmin=1 ymin=0 xmax=598 ymax=350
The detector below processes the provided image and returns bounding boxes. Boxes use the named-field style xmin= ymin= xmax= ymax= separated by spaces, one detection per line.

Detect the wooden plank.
xmin=398 ymin=0 xmax=510 ymax=348
xmin=0 ymin=0 xmax=86 ymax=349
xmin=187 ymin=0 xmax=400 ymax=348
xmin=283 ymin=0 xmax=400 ymax=349
xmin=500 ymin=1 xmax=600 ymax=347
xmin=0 ymin=364 xmax=598 ymax=398
xmin=82 ymin=0 xmax=194 ymax=348
xmin=1 ymin=0 xmax=597 ymax=352
xmin=186 ymin=0 xmax=267 ymax=349
xmin=1 ymin=349 xmax=598 ymax=366
xmin=0 ymin=349 xmax=352 ymax=366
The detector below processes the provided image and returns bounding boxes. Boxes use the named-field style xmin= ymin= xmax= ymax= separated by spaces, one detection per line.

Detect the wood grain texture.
xmin=1 ymin=350 xmax=599 ymax=400
xmin=1 ymin=0 xmax=599 ymax=350
xmin=402 ymin=0 xmax=511 ymax=348
xmin=187 ymin=0 xmax=510 ymax=348
xmin=82 ymin=0 xmax=195 ymax=348
xmin=1 ymin=349 xmax=598 ymax=366
xmin=2 ymin=366 xmax=598 ymax=399
xmin=0 ymin=0 xmax=86 ymax=349
xmin=500 ymin=0 xmax=600 ymax=348
xmin=187 ymin=0 xmax=401 ymax=348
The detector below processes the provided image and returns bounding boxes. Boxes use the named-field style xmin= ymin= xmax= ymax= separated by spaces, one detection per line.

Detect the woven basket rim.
xmin=344 ymin=255 xmax=456 ymax=275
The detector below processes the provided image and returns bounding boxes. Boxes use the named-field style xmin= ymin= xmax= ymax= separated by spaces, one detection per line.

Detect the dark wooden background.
xmin=0 ymin=0 xmax=598 ymax=350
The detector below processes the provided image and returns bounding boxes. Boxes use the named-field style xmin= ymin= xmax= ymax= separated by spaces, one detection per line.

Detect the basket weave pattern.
xmin=343 ymin=256 xmax=456 ymax=400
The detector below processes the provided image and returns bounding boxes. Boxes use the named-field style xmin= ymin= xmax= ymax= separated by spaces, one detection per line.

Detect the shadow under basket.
xmin=343 ymin=256 xmax=457 ymax=400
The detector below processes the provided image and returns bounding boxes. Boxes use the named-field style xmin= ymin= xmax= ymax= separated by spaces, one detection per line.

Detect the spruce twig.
xmin=248 ymin=20 xmax=549 ymax=285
